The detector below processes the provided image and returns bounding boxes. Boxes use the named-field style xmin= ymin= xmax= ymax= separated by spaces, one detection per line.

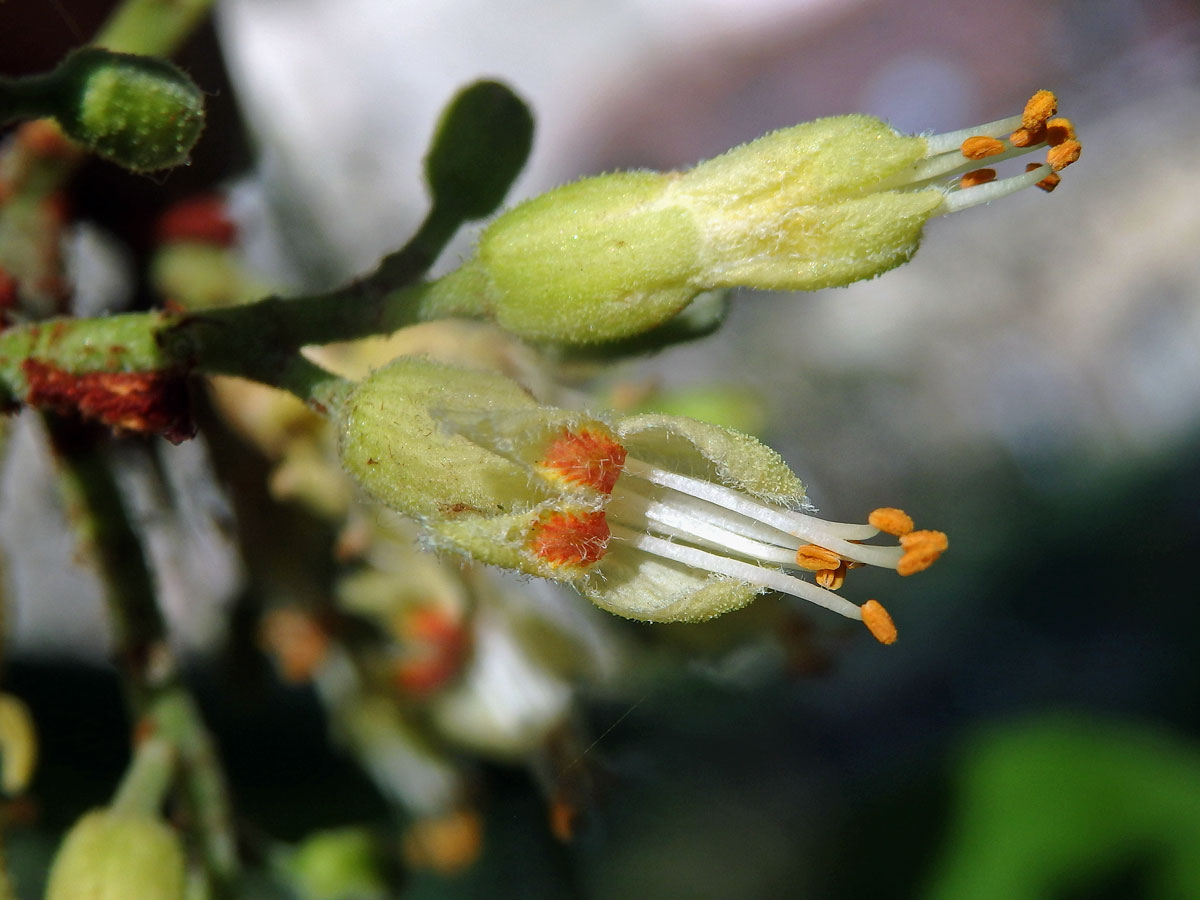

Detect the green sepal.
xmin=617 ymin=413 xmax=806 ymax=505
xmin=475 ymin=171 xmax=703 ymax=342
xmin=337 ymin=357 xmax=544 ymax=521
xmin=584 ymin=545 xmax=761 ymax=623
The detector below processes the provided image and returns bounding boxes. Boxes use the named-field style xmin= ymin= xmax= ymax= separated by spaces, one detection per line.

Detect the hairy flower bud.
xmin=46 ymin=48 xmax=205 ymax=172
xmin=45 ymin=808 xmax=186 ymax=900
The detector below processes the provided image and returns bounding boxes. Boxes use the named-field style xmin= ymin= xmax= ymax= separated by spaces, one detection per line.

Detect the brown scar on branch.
xmin=20 ymin=359 xmax=195 ymax=443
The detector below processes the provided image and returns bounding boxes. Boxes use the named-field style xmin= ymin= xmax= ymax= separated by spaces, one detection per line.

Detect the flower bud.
xmin=47 ymin=48 xmax=205 ymax=172
xmin=45 ymin=808 xmax=186 ymax=900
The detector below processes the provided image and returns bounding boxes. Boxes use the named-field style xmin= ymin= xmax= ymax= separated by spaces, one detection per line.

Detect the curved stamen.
xmin=609 ymin=523 xmax=864 ymax=620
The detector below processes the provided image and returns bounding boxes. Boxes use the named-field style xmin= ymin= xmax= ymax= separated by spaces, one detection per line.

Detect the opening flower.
xmin=438 ymin=407 xmax=945 ymax=645
xmin=421 ymin=91 xmax=1080 ymax=344
xmin=339 ymin=358 xmax=945 ymax=644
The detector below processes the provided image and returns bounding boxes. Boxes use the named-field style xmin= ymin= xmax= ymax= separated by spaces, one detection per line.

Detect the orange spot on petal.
xmin=538 ymin=427 xmax=627 ymax=494
xmin=528 ymin=509 xmax=610 ymax=569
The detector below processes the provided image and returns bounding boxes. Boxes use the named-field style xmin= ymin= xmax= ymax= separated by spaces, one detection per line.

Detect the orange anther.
xmin=960 ymin=168 xmax=996 ymax=189
xmin=795 ymin=544 xmax=842 ymax=571
xmin=1021 ymin=90 xmax=1057 ymax=131
xmin=1044 ymin=117 xmax=1076 ymax=146
xmin=897 ymin=530 xmax=948 ymax=576
xmin=868 ymin=507 xmax=914 ymax=536
xmin=816 ymin=562 xmax=848 ymax=591
xmin=862 ymin=600 xmax=898 ymax=645
xmin=960 ymin=135 xmax=1006 ymax=160
xmin=1008 ymin=126 xmax=1044 ymax=148
xmin=1025 ymin=163 xmax=1061 ymax=193
xmin=1047 ymin=139 xmax=1081 ymax=171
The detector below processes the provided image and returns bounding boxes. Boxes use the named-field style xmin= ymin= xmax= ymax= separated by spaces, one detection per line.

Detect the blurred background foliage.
xmin=2 ymin=0 xmax=1200 ymax=897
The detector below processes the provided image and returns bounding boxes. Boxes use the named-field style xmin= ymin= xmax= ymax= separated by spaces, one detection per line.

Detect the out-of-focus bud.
xmin=44 ymin=808 xmax=186 ymax=900
xmin=0 ymin=693 xmax=37 ymax=795
xmin=281 ymin=828 xmax=388 ymax=900
xmin=46 ymin=48 xmax=205 ymax=172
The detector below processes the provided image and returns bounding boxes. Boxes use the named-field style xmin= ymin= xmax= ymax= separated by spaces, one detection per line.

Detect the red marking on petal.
xmin=528 ymin=509 xmax=610 ymax=569
xmin=538 ymin=427 xmax=626 ymax=494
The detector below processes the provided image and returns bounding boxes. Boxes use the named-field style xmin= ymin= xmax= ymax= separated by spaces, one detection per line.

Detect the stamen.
xmin=897 ymin=530 xmax=948 ymax=576
xmin=795 ymin=544 xmax=842 ymax=571
xmin=1026 ymin=162 xmax=1061 ymax=192
xmin=607 ymin=489 xmax=799 ymax=566
xmin=862 ymin=600 xmax=898 ymax=645
xmin=923 ymin=114 xmax=1023 ymax=156
xmin=960 ymin=136 xmax=1006 ymax=160
xmin=1047 ymin=139 xmax=1081 ymax=171
xmin=622 ymin=458 xmax=903 ymax=568
xmin=936 ymin=164 xmax=1053 ymax=215
xmin=868 ymin=507 xmax=914 ymax=536
xmin=960 ymin=168 xmax=997 ymax=189
xmin=609 ymin=523 xmax=864 ymax=620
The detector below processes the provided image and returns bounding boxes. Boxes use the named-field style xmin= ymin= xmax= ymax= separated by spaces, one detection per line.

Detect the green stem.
xmin=94 ymin=0 xmax=216 ymax=57
xmin=44 ymin=412 xmax=168 ymax=701
xmin=0 ymin=75 xmax=59 ymax=125
xmin=111 ymin=737 xmax=175 ymax=817
xmin=43 ymin=415 xmax=240 ymax=892
xmin=0 ymin=261 xmax=491 ymax=416
xmin=150 ymin=689 xmax=239 ymax=891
